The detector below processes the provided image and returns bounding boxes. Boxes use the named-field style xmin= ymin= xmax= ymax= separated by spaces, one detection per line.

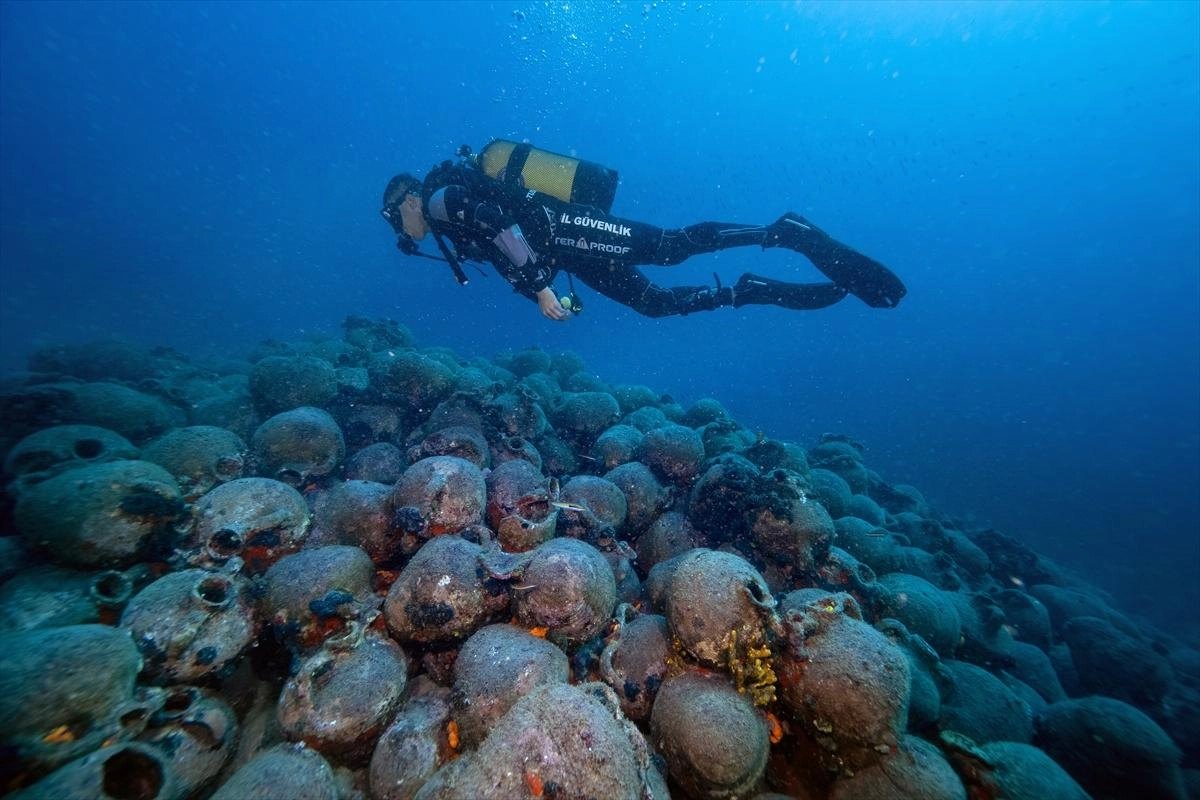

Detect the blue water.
xmin=2 ymin=1 xmax=1197 ymax=633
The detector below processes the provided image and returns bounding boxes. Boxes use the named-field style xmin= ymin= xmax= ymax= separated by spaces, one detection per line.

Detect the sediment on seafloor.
xmin=0 ymin=318 xmax=1195 ymax=800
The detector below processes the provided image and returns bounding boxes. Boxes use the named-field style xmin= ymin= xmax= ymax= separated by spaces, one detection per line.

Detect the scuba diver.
xmin=380 ymin=141 xmax=906 ymax=321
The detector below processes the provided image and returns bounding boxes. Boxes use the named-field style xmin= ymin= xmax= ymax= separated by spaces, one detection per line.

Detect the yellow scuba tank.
xmin=477 ymin=140 xmax=619 ymax=213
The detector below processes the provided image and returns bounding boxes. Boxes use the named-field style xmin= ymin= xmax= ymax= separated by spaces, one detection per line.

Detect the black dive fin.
xmin=732 ymin=274 xmax=848 ymax=310
xmin=767 ymin=213 xmax=907 ymax=308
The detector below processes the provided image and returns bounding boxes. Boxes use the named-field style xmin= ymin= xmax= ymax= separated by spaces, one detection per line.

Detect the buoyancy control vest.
xmin=417 ymin=141 xmax=620 ymax=284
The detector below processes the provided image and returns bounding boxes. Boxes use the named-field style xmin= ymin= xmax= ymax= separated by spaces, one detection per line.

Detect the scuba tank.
xmin=476 ymin=140 xmax=619 ymax=212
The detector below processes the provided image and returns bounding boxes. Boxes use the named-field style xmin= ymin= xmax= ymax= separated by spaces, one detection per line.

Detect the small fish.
xmin=550 ymin=500 xmax=588 ymax=513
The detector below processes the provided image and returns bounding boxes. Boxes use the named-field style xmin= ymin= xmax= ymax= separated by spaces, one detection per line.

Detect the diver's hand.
xmin=537 ymin=288 xmax=571 ymax=321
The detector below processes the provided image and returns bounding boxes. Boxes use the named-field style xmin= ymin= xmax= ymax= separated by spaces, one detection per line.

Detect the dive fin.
xmin=766 ymin=213 xmax=907 ymax=308
xmin=732 ymin=274 xmax=848 ymax=310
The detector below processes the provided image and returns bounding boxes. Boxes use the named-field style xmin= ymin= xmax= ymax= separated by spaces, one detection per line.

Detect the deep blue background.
xmin=2 ymin=1 xmax=1197 ymax=633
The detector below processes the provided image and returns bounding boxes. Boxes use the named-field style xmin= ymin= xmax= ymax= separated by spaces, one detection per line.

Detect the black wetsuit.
xmin=416 ymin=162 xmax=905 ymax=314
xmin=422 ymin=164 xmax=776 ymax=317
